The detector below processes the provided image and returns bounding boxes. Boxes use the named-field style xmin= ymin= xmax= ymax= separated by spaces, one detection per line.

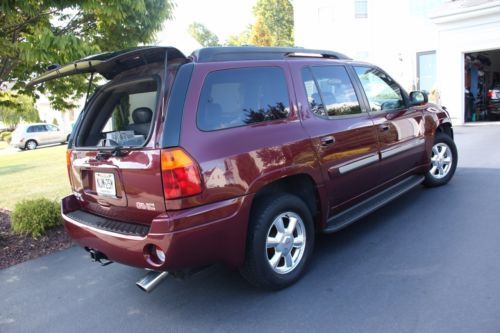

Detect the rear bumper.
xmin=61 ymin=193 xmax=253 ymax=271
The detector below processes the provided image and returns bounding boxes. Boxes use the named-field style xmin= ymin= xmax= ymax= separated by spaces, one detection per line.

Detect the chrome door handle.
xmin=320 ymin=135 xmax=335 ymax=146
xmin=379 ymin=124 xmax=390 ymax=132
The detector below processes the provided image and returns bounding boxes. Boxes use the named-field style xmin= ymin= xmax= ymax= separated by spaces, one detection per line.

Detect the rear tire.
xmin=240 ymin=193 xmax=314 ymax=290
xmin=25 ymin=140 xmax=37 ymax=150
xmin=423 ymin=132 xmax=457 ymax=187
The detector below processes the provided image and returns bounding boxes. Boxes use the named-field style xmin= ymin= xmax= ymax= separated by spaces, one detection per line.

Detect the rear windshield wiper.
xmin=96 ymin=139 xmax=128 ymax=160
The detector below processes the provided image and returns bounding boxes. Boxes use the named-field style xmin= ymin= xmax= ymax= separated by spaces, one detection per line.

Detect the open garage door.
xmin=465 ymin=49 xmax=500 ymax=122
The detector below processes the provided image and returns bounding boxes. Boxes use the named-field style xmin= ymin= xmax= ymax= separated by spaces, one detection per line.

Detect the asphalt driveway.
xmin=1 ymin=125 xmax=500 ymax=333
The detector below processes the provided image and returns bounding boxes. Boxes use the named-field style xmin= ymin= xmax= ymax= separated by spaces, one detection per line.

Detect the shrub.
xmin=2 ymin=132 xmax=12 ymax=143
xmin=11 ymin=198 xmax=62 ymax=238
xmin=0 ymin=131 xmax=12 ymax=141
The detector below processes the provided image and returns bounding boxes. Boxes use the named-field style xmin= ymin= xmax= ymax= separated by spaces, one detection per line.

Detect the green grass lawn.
xmin=0 ymin=145 xmax=71 ymax=210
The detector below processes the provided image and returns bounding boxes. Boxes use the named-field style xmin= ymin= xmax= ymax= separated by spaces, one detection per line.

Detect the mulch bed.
xmin=0 ymin=208 xmax=74 ymax=269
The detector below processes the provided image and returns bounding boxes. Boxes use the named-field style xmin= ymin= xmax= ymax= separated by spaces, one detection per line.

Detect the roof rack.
xmin=190 ymin=46 xmax=351 ymax=63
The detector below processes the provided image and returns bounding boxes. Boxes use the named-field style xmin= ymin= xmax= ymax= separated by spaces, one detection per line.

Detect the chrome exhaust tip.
xmin=136 ymin=270 xmax=169 ymax=293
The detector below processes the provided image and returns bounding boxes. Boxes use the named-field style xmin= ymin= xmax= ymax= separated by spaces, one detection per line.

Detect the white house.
xmin=293 ymin=0 xmax=500 ymax=124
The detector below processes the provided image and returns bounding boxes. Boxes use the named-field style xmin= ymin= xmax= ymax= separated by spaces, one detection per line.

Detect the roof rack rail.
xmin=191 ymin=46 xmax=351 ymax=63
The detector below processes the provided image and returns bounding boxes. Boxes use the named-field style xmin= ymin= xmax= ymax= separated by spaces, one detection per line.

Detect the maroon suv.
xmin=30 ymin=46 xmax=457 ymax=291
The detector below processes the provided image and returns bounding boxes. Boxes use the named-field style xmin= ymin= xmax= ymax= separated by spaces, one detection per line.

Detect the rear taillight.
xmin=66 ymin=149 xmax=72 ymax=178
xmin=160 ymin=148 xmax=202 ymax=199
xmin=487 ymin=90 xmax=493 ymax=98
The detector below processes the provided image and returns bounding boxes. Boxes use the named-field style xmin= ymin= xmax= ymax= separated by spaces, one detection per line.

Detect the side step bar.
xmin=324 ymin=175 xmax=424 ymax=233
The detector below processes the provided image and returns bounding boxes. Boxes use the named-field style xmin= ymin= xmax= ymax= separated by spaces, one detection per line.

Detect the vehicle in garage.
xmin=29 ymin=46 xmax=458 ymax=291
xmin=487 ymin=84 xmax=500 ymax=120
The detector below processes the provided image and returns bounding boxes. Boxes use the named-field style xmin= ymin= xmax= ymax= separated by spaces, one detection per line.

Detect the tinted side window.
xmin=354 ymin=66 xmax=405 ymax=111
xmin=302 ymin=66 xmax=362 ymax=118
xmin=31 ymin=125 xmax=46 ymax=132
xmin=197 ymin=67 xmax=290 ymax=131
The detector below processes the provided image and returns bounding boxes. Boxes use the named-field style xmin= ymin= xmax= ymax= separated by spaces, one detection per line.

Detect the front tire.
xmin=240 ymin=193 xmax=314 ymax=290
xmin=423 ymin=132 xmax=457 ymax=187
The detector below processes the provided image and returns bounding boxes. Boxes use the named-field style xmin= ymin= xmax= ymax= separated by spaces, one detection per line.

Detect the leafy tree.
xmin=225 ymin=0 xmax=294 ymax=47
xmin=226 ymin=28 xmax=252 ymax=46
xmin=250 ymin=0 xmax=294 ymax=47
xmin=0 ymin=92 xmax=40 ymax=128
xmin=188 ymin=22 xmax=220 ymax=47
xmin=248 ymin=17 xmax=273 ymax=46
xmin=0 ymin=0 xmax=174 ymax=111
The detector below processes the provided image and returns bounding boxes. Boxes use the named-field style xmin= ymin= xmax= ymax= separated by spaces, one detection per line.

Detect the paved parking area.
xmin=1 ymin=125 xmax=500 ymax=333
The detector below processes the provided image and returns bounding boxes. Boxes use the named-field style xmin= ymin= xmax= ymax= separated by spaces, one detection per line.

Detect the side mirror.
xmin=409 ymin=91 xmax=428 ymax=106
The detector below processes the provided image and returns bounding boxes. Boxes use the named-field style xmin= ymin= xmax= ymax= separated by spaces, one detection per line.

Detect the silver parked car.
xmin=10 ymin=123 xmax=70 ymax=150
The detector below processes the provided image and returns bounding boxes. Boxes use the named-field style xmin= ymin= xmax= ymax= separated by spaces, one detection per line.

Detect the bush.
xmin=2 ymin=132 xmax=12 ymax=143
xmin=11 ymin=198 xmax=62 ymax=238
xmin=0 ymin=131 xmax=12 ymax=141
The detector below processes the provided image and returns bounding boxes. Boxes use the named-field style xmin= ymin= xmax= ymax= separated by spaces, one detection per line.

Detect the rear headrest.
xmin=131 ymin=107 xmax=153 ymax=124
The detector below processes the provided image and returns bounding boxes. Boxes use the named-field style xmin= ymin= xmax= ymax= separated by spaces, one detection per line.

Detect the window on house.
xmin=417 ymin=51 xmax=436 ymax=93
xmin=355 ymin=0 xmax=368 ymax=19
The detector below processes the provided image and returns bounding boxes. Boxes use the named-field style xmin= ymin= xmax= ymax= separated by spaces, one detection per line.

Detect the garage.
xmin=464 ymin=49 xmax=500 ymax=122
xmin=431 ymin=0 xmax=500 ymax=125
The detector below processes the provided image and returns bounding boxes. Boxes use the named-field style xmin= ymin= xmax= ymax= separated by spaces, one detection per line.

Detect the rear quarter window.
xmin=197 ymin=67 xmax=290 ymax=131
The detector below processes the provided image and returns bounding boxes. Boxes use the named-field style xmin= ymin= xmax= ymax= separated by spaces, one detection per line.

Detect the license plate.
xmin=95 ymin=172 xmax=116 ymax=197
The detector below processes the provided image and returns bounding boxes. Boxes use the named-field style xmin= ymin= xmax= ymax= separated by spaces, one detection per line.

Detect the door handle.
xmin=379 ymin=124 xmax=390 ymax=132
xmin=320 ymin=135 xmax=335 ymax=146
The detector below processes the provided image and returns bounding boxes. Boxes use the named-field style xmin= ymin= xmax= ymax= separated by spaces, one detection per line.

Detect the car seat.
xmin=127 ymin=107 xmax=153 ymax=137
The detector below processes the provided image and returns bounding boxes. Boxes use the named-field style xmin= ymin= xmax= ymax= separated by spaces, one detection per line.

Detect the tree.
xmin=250 ymin=0 xmax=294 ymax=47
xmin=0 ymin=93 xmax=39 ymax=128
xmin=248 ymin=17 xmax=273 ymax=46
xmin=188 ymin=22 xmax=220 ymax=47
xmin=225 ymin=0 xmax=294 ymax=47
xmin=226 ymin=28 xmax=252 ymax=46
xmin=0 ymin=0 xmax=174 ymax=111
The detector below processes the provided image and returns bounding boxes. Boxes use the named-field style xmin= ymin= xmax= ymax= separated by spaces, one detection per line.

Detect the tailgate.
xmin=69 ymin=149 xmax=165 ymax=225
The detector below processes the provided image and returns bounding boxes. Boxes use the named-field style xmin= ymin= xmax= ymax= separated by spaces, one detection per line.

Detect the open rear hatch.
xmin=28 ymin=46 xmax=186 ymax=85
xmin=30 ymin=47 xmax=187 ymax=226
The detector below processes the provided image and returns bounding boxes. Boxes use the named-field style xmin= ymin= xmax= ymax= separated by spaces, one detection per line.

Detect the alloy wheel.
xmin=265 ymin=212 xmax=306 ymax=275
xmin=429 ymin=142 xmax=453 ymax=179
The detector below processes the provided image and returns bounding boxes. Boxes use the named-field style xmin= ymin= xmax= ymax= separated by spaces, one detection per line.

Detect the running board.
xmin=324 ymin=175 xmax=424 ymax=233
